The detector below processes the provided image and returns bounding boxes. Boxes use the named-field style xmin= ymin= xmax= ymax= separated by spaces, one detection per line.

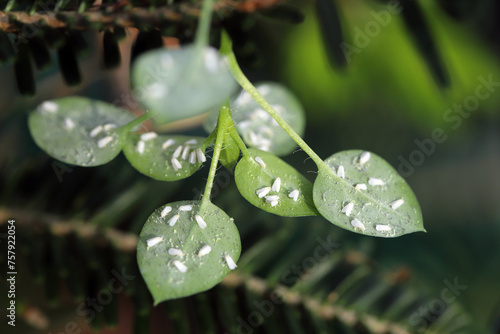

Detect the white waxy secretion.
xmin=390 ymin=199 xmax=404 ymax=210
xmin=160 ymin=206 xmax=172 ymax=218
xmin=256 ymin=187 xmax=271 ymax=198
xmin=189 ymin=151 xmax=197 ymax=164
xmin=198 ymin=245 xmax=212 ymax=257
xmin=225 ymin=254 xmax=237 ymax=270
xmin=64 ymin=118 xmax=75 ymax=129
xmin=359 ymin=152 xmax=371 ymax=165
xmin=355 ymin=183 xmax=367 ymax=190
xmin=40 ymin=101 xmax=58 ymax=113
xmin=173 ymin=260 xmax=187 ymax=273
xmin=179 ymin=205 xmax=193 ymax=211
xmin=168 ymin=248 xmax=183 ymax=257
xmin=162 ymin=139 xmax=175 ymax=150
xmin=136 ymin=140 xmax=145 ymax=154
xmin=368 ymin=177 xmax=385 ymax=186
xmin=351 ymin=218 xmax=365 ymax=231
xmin=171 ymin=157 xmax=182 ymax=171
xmin=196 ymin=148 xmax=206 ymax=163
xmin=376 ymin=224 xmax=391 ymax=232
xmin=147 ymin=236 xmax=163 ymax=248
xmin=272 ymin=177 xmax=281 ymax=192
xmin=255 ymin=156 xmax=266 ymax=168
xmin=97 ymin=136 xmax=113 ymax=148
xmin=337 ymin=165 xmax=345 ymax=179
xmin=140 ymin=132 xmax=157 ymax=142
xmin=89 ymin=125 xmax=103 ymax=138
xmin=195 ymin=215 xmax=207 ymax=229
xmin=288 ymin=189 xmax=299 ymax=202
xmin=173 ymin=145 xmax=183 ymax=158
xmin=167 ymin=214 xmax=180 ymax=226
xmin=341 ymin=202 xmax=354 ymax=216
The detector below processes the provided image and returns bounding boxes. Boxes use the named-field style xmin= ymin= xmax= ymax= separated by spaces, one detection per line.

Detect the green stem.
xmin=221 ymin=31 xmax=327 ymax=169
xmin=224 ymin=107 xmax=250 ymax=157
xmin=201 ymin=128 xmax=218 ymax=149
xmin=201 ymin=105 xmax=228 ymax=207
xmin=194 ymin=0 xmax=215 ymax=51
xmin=121 ymin=112 xmax=154 ymax=133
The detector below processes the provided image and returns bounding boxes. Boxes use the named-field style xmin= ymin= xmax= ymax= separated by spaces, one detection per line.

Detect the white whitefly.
xmin=355 ymin=183 xmax=367 ymax=190
xmin=171 ymin=157 xmax=182 ymax=171
xmin=341 ymin=202 xmax=354 ymax=216
xmin=168 ymin=248 xmax=183 ymax=257
xmin=369 ymin=177 xmax=384 ymax=186
xmin=195 ymin=215 xmax=207 ymax=229
xmin=89 ymin=125 xmax=103 ymax=138
xmin=160 ymin=206 xmax=172 ymax=218
xmin=103 ymin=123 xmax=117 ymax=131
xmin=196 ymin=148 xmax=206 ymax=163
xmin=97 ymin=136 xmax=113 ymax=148
xmin=140 ymin=132 xmax=157 ymax=142
xmin=64 ymin=118 xmax=75 ymax=129
xmin=254 ymin=156 xmax=266 ymax=168
xmin=173 ymin=260 xmax=187 ymax=273
xmin=39 ymin=101 xmax=58 ymax=113
xmin=351 ymin=218 xmax=365 ymax=231
xmin=288 ymin=189 xmax=299 ymax=201
xmin=162 ymin=139 xmax=175 ymax=150
xmin=179 ymin=205 xmax=193 ymax=212
xmin=360 ymin=152 xmax=371 ymax=165
xmin=181 ymin=146 xmax=190 ymax=160
xmin=337 ymin=165 xmax=345 ymax=179
xmin=256 ymin=187 xmax=271 ymax=198
xmin=269 ymin=200 xmax=278 ymax=207
xmin=390 ymin=199 xmax=404 ymax=210
xmin=167 ymin=214 xmax=180 ymax=226
xmin=189 ymin=151 xmax=197 ymax=164
xmin=376 ymin=224 xmax=391 ymax=232
xmin=147 ymin=236 xmax=163 ymax=248
xmin=173 ymin=145 xmax=183 ymax=158
xmin=136 ymin=140 xmax=145 ymax=154
xmin=265 ymin=195 xmax=279 ymax=202
xmin=272 ymin=177 xmax=281 ymax=192
xmin=198 ymin=245 xmax=212 ymax=257
xmin=225 ymin=254 xmax=237 ymax=270
xmin=185 ymin=139 xmax=197 ymax=145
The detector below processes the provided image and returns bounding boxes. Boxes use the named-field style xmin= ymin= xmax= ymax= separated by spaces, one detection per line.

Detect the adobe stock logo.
xmin=408 ymin=277 xmax=468 ymax=333
xmin=398 ymin=74 xmax=500 ymax=177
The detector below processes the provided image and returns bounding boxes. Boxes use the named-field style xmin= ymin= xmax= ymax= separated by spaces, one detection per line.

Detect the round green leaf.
xmin=28 ymin=97 xmax=135 ymax=166
xmin=235 ymin=148 xmax=319 ymax=217
xmin=137 ymin=200 xmax=241 ymax=304
xmin=205 ymin=83 xmax=305 ymax=156
xmin=123 ymin=134 xmax=208 ymax=181
xmin=313 ymin=150 xmax=425 ymax=238
xmin=131 ymin=45 xmax=238 ymax=123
